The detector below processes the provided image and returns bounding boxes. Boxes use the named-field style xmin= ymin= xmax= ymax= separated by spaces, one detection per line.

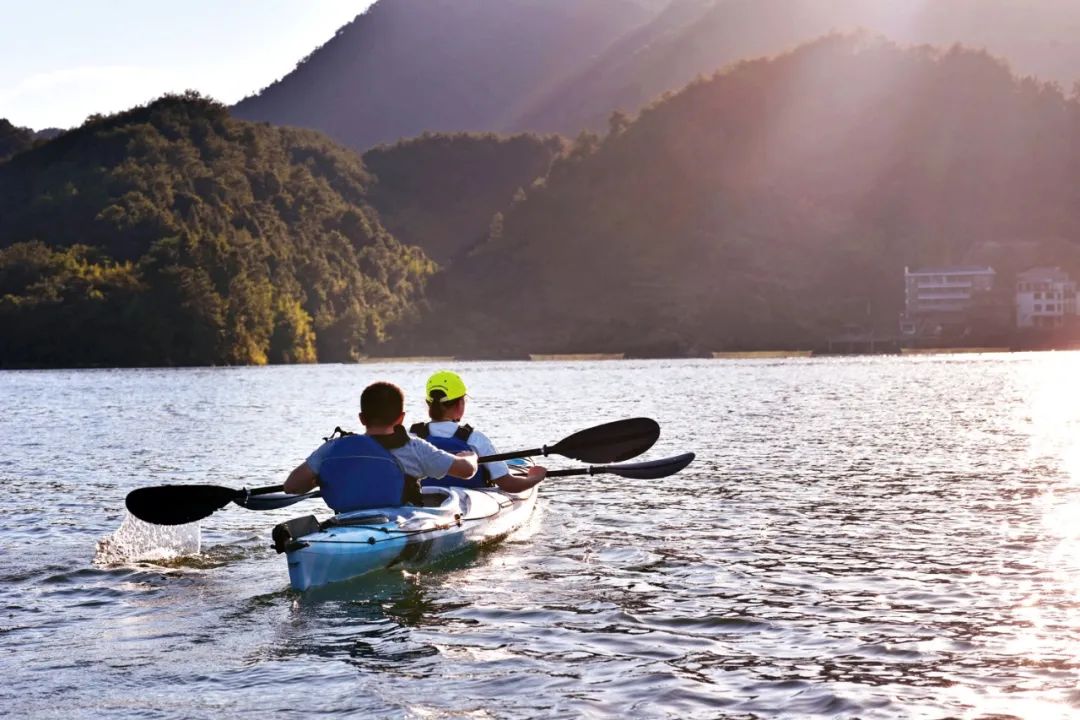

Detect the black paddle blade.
xmin=608 ymin=452 xmax=696 ymax=480
xmin=125 ymin=485 xmax=241 ymax=525
xmin=549 ymin=417 xmax=660 ymax=463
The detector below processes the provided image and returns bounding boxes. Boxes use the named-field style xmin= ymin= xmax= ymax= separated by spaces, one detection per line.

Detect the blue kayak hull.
xmin=285 ymin=486 xmax=538 ymax=591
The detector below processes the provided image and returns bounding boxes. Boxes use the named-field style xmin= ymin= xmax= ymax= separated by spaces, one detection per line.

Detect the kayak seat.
xmin=420 ymin=487 xmax=452 ymax=508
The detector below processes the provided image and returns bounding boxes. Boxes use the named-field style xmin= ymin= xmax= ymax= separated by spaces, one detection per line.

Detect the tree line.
xmin=0 ymin=93 xmax=434 ymax=367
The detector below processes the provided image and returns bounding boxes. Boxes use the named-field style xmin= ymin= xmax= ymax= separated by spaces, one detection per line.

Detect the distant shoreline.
xmin=898 ymin=347 xmax=1010 ymax=355
xmin=11 ymin=345 xmax=1080 ymax=370
xmin=711 ymin=351 xmax=813 ymax=359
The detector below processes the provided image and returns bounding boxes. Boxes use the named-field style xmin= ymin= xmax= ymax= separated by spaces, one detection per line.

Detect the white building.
xmin=1016 ymin=267 xmax=1076 ymax=329
xmin=900 ymin=266 xmax=996 ymax=336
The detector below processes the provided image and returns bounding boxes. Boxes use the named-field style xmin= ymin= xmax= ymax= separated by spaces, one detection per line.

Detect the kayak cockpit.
xmin=271 ymin=487 xmax=460 ymax=554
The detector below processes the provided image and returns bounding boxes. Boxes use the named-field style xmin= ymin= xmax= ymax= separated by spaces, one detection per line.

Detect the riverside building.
xmin=1016 ymin=267 xmax=1076 ymax=329
xmin=900 ymin=266 xmax=1000 ymax=338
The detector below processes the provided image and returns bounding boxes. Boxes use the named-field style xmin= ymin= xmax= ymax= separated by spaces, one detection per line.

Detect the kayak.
xmin=272 ymin=484 xmax=538 ymax=591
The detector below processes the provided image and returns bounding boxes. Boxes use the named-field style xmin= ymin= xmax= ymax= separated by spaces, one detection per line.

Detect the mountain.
xmin=362 ymin=132 xmax=565 ymax=265
xmin=516 ymin=0 xmax=1080 ymax=134
xmin=0 ymin=93 xmax=434 ymax=367
xmin=233 ymin=0 xmax=657 ymax=151
xmin=235 ymin=0 xmax=1080 ymax=146
xmin=33 ymin=128 xmax=65 ymax=142
xmin=395 ymin=37 xmax=1080 ymax=357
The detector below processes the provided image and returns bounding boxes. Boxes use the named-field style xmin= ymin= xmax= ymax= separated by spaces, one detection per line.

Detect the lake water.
xmin=4 ymin=355 xmax=1080 ymax=718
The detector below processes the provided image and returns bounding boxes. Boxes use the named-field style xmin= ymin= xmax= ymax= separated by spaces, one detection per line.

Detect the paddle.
xmin=544 ymin=452 xmax=695 ymax=480
xmin=125 ymin=417 xmax=661 ymax=525
xmin=476 ymin=417 xmax=660 ymax=464
xmin=124 ymin=483 xmax=291 ymax=526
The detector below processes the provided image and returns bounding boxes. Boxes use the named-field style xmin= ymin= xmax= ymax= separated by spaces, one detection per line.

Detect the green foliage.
xmin=0 ymin=93 xmax=434 ymax=367
xmin=0 ymin=242 xmax=148 ymax=366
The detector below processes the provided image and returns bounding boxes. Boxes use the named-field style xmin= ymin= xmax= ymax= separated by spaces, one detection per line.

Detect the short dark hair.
xmin=361 ymin=382 xmax=404 ymax=426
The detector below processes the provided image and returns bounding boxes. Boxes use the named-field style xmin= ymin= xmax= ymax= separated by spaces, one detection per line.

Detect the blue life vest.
xmin=410 ymin=422 xmax=493 ymax=489
xmin=316 ymin=430 xmax=419 ymax=513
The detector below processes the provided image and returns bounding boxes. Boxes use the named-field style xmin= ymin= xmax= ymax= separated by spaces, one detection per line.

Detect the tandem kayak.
xmin=272 ymin=485 xmax=538 ymax=591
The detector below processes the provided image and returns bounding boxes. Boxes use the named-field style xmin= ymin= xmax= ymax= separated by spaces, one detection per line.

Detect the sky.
xmin=0 ymin=0 xmax=377 ymax=130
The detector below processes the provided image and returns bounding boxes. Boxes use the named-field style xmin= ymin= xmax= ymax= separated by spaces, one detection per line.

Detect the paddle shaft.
xmin=476 ymin=448 xmax=543 ymax=463
xmin=546 ymin=466 xmax=605 ymax=478
xmin=248 ymin=484 xmax=288 ymax=496
xmin=545 ymin=453 xmax=695 ymax=480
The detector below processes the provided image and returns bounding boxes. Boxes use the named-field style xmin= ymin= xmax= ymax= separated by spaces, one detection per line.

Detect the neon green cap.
xmin=426 ymin=370 xmax=468 ymax=403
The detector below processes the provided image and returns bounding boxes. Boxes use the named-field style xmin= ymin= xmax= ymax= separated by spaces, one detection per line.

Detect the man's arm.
xmin=490 ymin=465 xmax=546 ymax=493
xmin=447 ymin=451 xmax=479 ymax=479
xmin=409 ymin=435 xmax=478 ymax=479
xmin=284 ymin=462 xmax=319 ymax=494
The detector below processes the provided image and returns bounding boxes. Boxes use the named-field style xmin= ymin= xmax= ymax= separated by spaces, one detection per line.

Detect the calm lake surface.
xmin=4 ymin=355 xmax=1080 ymax=718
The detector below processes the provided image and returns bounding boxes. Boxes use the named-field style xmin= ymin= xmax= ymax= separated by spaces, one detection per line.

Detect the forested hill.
xmin=393 ymin=37 xmax=1080 ymax=357
xmin=362 ymin=133 xmax=565 ymax=265
xmin=0 ymin=120 xmax=34 ymax=162
xmin=517 ymin=0 xmax=1080 ymax=134
xmin=232 ymin=0 xmax=657 ymax=151
xmin=0 ymin=94 xmax=435 ymax=368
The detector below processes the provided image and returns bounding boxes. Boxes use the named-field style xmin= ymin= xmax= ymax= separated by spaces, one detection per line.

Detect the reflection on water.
xmin=5 ymin=355 xmax=1080 ymax=717
xmin=269 ymin=573 xmax=444 ymax=672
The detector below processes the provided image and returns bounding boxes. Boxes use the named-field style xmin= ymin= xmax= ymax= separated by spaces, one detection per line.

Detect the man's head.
xmin=426 ymin=370 xmax=467 ymax=421
xmin=360 ymin=381 xmax=406 ymax=429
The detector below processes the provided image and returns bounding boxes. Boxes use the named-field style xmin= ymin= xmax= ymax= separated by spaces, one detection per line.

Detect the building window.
xmin=1035 ymin=292 xmax=1042 ymax=299
xmin=1035 ymin=304 xmax=1042 ymax=312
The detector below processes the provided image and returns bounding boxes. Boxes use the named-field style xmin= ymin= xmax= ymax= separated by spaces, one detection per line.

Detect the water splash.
xmin=93 ymin=512 xmax=201 ymax=565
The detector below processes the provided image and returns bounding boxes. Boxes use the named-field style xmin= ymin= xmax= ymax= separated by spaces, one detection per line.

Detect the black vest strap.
xmin=373 ymin=425 xmax=411 ymax=451
xmin=323 ymin=426 xmax=356 ymax=443
xmin=409 ymin=422 xmax=473 ymax=443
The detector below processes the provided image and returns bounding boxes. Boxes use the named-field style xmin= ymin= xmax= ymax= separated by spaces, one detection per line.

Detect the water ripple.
xmin=5 ymin=356 xmax=1080 ymax=717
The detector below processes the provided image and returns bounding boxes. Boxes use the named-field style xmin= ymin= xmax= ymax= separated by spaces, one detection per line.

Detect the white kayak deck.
xmin=284 ymin=485 xmax=538 ymax=590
